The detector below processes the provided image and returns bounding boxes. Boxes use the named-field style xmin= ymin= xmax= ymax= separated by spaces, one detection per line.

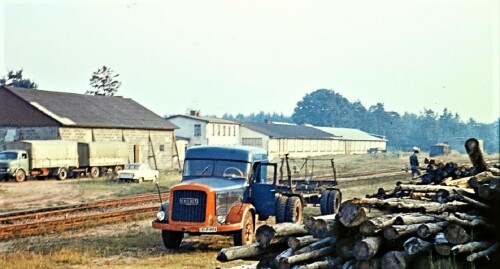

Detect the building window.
xmin=242 ymin=138 xmax=263 ymax=147
xmin=223 ymin=126 xmax=226 ymax=136
xmin=233 ymin=126 xmax=236 ymax=136
xmin=159 ymin=145 xmax=165 ymax=151
xmin=217 ymin=125 xmax=221 ymax=136
xmin=194 ymin=124 xmax=201 ymax=137
xmin=211 ymin=125 xmax=215 ymax=136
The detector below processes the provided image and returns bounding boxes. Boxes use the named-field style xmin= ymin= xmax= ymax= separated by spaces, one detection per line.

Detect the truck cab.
xmin=152 ymin=145 xmax=293 ymax=248
xmin=0 ymin=150 xmax=29 ymax=182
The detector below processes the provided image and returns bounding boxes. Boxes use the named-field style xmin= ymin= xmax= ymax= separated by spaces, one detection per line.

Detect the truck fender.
xmin=225 ymin=204 xmax=255 ymax=228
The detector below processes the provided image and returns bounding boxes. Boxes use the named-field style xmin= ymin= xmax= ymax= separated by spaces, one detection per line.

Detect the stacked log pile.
xmin=218 ymin=138 xmax=499 ymax=269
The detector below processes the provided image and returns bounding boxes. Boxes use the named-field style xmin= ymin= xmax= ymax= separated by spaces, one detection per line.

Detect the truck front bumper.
xmin=152 ymin=220 xmax=243 ymax=234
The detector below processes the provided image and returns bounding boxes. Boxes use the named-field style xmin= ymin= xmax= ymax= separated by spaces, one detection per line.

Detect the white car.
xmin=117 ymin=163 xmax=159 ymax=183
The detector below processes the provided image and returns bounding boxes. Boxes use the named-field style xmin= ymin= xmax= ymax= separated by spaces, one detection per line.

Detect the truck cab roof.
xmin=185 ymin=145 xmax=268 ymax=163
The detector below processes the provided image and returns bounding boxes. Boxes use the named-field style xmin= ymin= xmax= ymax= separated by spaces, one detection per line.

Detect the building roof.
xmin=241 ymin=122 xmax=334 ymax=139
xmin=314 ymin=127 xmax=387 ymax=141
xmin=3 ymin=86 xmax=177 ymax=130
xmin=166 ymin=114 xmax=238 ymax=124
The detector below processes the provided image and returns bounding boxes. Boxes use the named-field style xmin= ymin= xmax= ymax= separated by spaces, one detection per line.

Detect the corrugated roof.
xmin=241 ymin=122 xmax=334 ymax=139
xmin=166 ymin=114 xmax=238 ymax=124
xmin=315 ymin=127 xmax=386 ymax=141
xmin=4 ymin=86 xmax=177 ymax=130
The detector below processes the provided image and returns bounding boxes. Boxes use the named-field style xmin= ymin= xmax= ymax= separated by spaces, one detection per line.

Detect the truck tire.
xmin=161 ymin=230 xmax=183 ymax=249
xmin=328 ymin=190 xmax=341 ymax=214
xmin=320 ymin=190 xmax=330 ymax=215
xmin=90 ymin=167 xmax=99 ymax=178
xmin=58 ymin=168 xmax=68 ymax=180
xmin=275 ymin=195 xmax=287 ymax=223
xmin=285 ymin=196 xmax=303 ymax=224
xmin=233 ymin=211 xmax=254 ymax=246
xmin=15 ymin=169 xmax=26 ymax=182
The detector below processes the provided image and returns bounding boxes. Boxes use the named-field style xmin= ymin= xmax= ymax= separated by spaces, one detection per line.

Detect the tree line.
xmin=223 ymin=89 xmax=499 ymax=154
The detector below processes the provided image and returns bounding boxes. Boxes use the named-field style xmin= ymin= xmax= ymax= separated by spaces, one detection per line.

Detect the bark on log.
xmin=434 ymin=232 xmax=451 ymax=256
xmin=444 ymin=223 xmax=469 ymax=245
xmin=353 ymin=236 xmax=382 ymax=261
xmin=452 ymin=190 xmax=491 ymax=210
xmin=416 ymin=221 xmax=447 ymax=239
xmin=307 ymin=215 xmax=339 ymax=239
xmin=442 ymin=176 xmax=471 ymax=188
xmin=465 ymin=138 xmax=488 ymax=173
xmin=354 ymin=196 xmax=468 ymax=214
xmin=294 ymin=237 xmax=335 ymax=255
xmin=274 ymin=248 xmax=294 ymax=268
xmin=288 ymin=235 xmax=319 ymax=251
xmin=338 ymin=200 xmax=386 ymax=227
xmin=398 ymin=184 xmax=474 ymax=196
xmin=403 ymin=236 xmax=432 ymax=255
xmin=282 ymin=246 xmax=334 ymax=266
xmin=256 ymin=223 xmax=308 ymax=249
xmin=381 ymin=251 xmax=414 ymax=269
xmin=218 ymin=262 xmax=258 ymax=269
xmin=355 ymin=259 xmax=380 ymax=269
xmin=383 ymin=223 xmax=421 ymax=240
xmin=466 ymin=242 xmax=498 ymax=262
xmin=336 ymin=237 xmax=356 ymax=259
xmin=437 ymin=212 xmax=489 ymax=228
xmin=451 ymin=241 xmax=492 ymax=255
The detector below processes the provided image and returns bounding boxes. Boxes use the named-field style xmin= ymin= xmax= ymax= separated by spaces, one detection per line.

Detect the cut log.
xmin=354 ymin=196 xmax=468 ymax=214
xmin=218 ymin=262 xmax=258 ymax=269
xmin=452 ymin=190 xmax=491 ymax=210
xmin=293 ymin=256 xmax=343 ymax=269
xmin=274 ymin=248 xmax=294 ymax=268
xmin=282 ymin=246 xmax=334 ymax=266
xmin=380 ymin=251 xmax=414 ymax=269
xmin=398 ymin=184 xmax=474 ymax=196
xmin=359 ymin=215 xmax=397 ymax=235
xmin=294 ymin=236 xmax=335 ymax=255
xmin=465 ymin=138 xmax=488 ymax=173
xmin=353 ymin=236 xmax=382 ymax=261
xmin=288 ymin=235 xmax=319 ymax=251
xmin=335 ymin=236 xmax=356 ymax=259
xmin=217 ymin=242 xmax=287 ymax=262
xmin=338 ymin=200 xmax=385 ymax=227
xmin=451 ymin=241 xmax=492 ymax=255
xmin=442 ymin=176 xmax=471 ymax=188
xmin=466 ymin=242 xmax=498 ymax=262
xmin=403 ymin=237 xmax=432 ymax=255
xmin=355 ymin=259 xmax=380 ymax=269
xmin=434 ymin=232 xmax=451 ymax=256
xmin=303 ymin=215 xmax=336 ymax=231
xmin=256 ymin=223 xmax=308 ymax=249
xmin=393 ymin=213 xmax=436 ymax=225
xmin=308 ymin=216 xmax=339 ymax=239
xmin=416 ymin=221 xmax=447 ymax=239
xmin=444 ymin=223 xmax=469 ymax=245
xmin=437 ymin=212 xmax=489 ymax=228
xmin=383 ymin=223 xmax=421 ymax=240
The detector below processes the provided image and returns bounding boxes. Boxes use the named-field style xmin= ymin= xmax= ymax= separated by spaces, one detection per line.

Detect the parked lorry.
xmin=152 ymin=145 xmax=341 ymax=248
xmin=0 ymin=140 xmax=129 ymax=182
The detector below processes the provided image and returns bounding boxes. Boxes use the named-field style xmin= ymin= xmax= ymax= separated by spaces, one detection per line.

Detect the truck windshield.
xmin=0 ymin=152 xmax=17 ymax=160
xmin=183 ymin=159 xmax=250 ymax=179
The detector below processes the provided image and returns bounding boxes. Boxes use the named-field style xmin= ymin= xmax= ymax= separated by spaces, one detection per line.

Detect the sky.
xmin=1 ymin=0 xmax=499 ymax=123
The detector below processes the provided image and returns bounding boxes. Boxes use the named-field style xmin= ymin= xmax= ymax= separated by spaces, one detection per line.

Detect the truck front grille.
xmin=172 ymin=190 xmax=207 ymax=222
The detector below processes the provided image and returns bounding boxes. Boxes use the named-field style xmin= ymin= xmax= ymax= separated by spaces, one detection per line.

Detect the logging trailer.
xmin=152 ymin=146 xmax=341 ymax=248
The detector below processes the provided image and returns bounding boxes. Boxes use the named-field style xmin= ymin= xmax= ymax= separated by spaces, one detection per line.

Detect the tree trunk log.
xmin=383 ymin=223 xmax=421 ymax=240
xmin=434 ymin=232 xmax=451 ymax=256
xmin=398 ymin=184 xmax=474 ymax=196
xmin=338 ymin=200 xmax=385 ymax=227
xmin=256 ymin=223 xmax=308 ymax=249
xmin=288 ymin=235 xmax=319 ymax=251
xmin=353 ymin=196 xmax=468 ymax=214
xmin=355 ymin=259 xmax=380 ymax=269
xmin=416 ymin=221 xmax=447 ymax=239
xmin=465 ymin=138 xmax=488 ymax=173
xmin=466 ymin=242 xmax=498 ymax=262
xmin=444 ymin=223 xmax=469 ymax=245
xmin=294 ymin=237 xmax=335 ymax=255
xmin=282 ymin=246 xmax=334 ymax=266
xmin=381 ymin=251 xmax=414 ymax=269
xmin=451 ymin=241 xmax=492 ymax=255
xmin=292 ymin=256 xmax=343 ymax=269
xmin=403 ymin=236 xmax=432 ymax=255
xmin=353 ymin=236 xmax=382 ymax=261
xmin=274 ymin=248 xmax=294 ymax=268
xmin=218 ymin=262 xmax=258 ymax=269
xmin=393 ymin=213 xmax=436 ymax=225
xmin=217 ymin=242 xmax=287 ymax=262
xmin=359 ymin=215 xmax=397 ymax=235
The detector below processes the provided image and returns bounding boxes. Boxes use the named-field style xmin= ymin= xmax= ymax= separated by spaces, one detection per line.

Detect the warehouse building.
xmin=0 ymin=86 xmax=178 ymax=170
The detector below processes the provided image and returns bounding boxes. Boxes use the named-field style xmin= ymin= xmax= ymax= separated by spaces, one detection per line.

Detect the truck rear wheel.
xmin=161 ymin=230 xmax=183 ymax=249
xmin=58 ymin=168 xmax=68 ymax=180
xmin=233 ymin=211 xmax=254 ymax=246
xmin=90 ymin=167 xmax=99 ymax=178
xmin=15 ymin=169 xmax=26 ymax=182
xmin=320 ymin=190 xmax=341 ymax=215
xmin=275 ymin=195 xmax=287 ymax=223
xmin=285 ymin=196 xmax=303 ymax=224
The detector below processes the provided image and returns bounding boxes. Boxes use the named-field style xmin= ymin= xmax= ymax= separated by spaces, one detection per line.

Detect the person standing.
xmin=410 ymin=147 xmax=421 ymax=179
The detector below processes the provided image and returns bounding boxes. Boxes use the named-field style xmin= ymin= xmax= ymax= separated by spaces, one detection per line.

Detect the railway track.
xmin=0 ymin=192 xmax=168 ymax=240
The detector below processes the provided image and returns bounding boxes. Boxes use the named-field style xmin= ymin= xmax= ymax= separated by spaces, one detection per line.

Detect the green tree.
xmin=292 ymin=89 xmax=352 ymax=127
xmin=85 ymin=66 xmax=121 ymax=96
xmin=0 ymin=69 xmax=38 ymax=89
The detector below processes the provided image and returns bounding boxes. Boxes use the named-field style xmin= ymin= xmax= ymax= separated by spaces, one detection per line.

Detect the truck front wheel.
xmin=233 ymin=211 xmax=254 ymax=246
xmin=15 ymin=169 xmax=26 ymax=182
xmin=161 ymin=230 xmax=183 ymax=249
xmin=285 ymin=196 xmax=303 ymax=223
xmin=275 ymin=196 xmax=287 ymax=223
xmin=58 ymin=168 xmax=68 ymax=180
xmin=90 ymin=167 xmax=99 ymax=178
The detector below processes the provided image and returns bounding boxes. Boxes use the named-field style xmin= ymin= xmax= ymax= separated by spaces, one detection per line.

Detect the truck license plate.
xmin=199 ymin=227 xmax=217 ymax=233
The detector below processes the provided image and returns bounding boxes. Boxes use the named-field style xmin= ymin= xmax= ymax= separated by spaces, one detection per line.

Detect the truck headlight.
xmin=156 ymin=211 xmax=166 ymax=221
xmin=216 ymin=215 xmax=226 ymax=224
